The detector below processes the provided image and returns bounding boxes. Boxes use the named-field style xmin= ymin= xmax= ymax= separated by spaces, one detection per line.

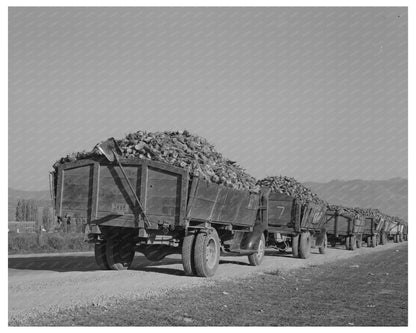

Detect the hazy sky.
xmin=9 ymin=7 xmax=407 ymax=191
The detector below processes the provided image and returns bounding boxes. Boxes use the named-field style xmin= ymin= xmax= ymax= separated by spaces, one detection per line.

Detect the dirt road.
xmin=8 ymin=242 xmax=405 ymax=322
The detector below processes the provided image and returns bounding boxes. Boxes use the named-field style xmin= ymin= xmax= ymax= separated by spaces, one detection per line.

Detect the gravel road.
xmin=8 ymin=241 xmax=404 ymax=322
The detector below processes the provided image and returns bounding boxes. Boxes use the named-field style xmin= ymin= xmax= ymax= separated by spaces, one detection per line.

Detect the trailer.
xmin=402 ymin=223 xmax=408 ymax=241
xmin=52 ymin=156 xmax=263 ymax=277
xmin=323 ymin=209 xmax=365 ymax=250
xmin=256 ymin=189 xmax=328 ymax=259
xmin=385 ymin=220 xmax=405 ymax=243
xmin=362 ymin=216 xmax=385 ymax=247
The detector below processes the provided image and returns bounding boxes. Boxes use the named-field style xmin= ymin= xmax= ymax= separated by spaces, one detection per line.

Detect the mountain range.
xmin=8 ymin=177 xmax=408 ymax=221
xmin=304 ymin=177 xmax=407 ymax=220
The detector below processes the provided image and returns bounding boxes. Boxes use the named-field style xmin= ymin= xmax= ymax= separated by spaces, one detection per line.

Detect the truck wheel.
xmin=194 ymin=229 xmax=220 ymax=277
xmin=182 ymin=233 xmax=196 ymax=276
xmin=350 ymin=235 xmax=357 ymax=250
xmin=356 ymin=236 xmax=362 ymax=248
xmin=399 ymin=234 xmax=403 ymax=242
xmin=299 ymin=232 xmax=311 ymax=259
xmin=345 ymin=236 xmax=351 ymax=250
xmin=106 ymin=233 xmax=135 ymax=270
xmin=292 ymin=234 xmax=300 ymax=257
xmin=94 ymin=242 xmax=109 ymax=270
xmin=248 ymin=233 xmax=266 ymax=266
xmin=319 ymin=233 xmax=327 ymax=254
xmin=371 ymin=235 xmax=377 ymax=247
xmin=330 ymin=240 xmax=337 ymax=248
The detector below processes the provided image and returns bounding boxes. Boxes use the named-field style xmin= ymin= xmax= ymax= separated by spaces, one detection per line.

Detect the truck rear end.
xmin=260 ymin=189 xmax=327 ymax=259
xmin=324 ymin=210 xmax=365 ymax=250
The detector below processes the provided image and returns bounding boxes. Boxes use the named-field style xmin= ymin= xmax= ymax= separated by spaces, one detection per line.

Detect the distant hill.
xmin=8 ymin=188 xmax=52 ymax=220
xmin=304 ymin=178 xmax=408 ymax=220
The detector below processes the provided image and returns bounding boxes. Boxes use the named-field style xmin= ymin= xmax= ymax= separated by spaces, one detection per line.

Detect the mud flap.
xmin=240 ymin=223 xmax=266 ymax=252
xmin=140 ymin=245 xmax=180 ymax=262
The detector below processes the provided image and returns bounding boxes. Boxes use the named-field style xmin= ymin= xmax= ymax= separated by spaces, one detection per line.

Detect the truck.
xmin=323 ymin=209 xmax=365 ymax=250
xmin=362 ymin=216 xmax=385 ymax=247
xmin=384 ymin=219 xmax=405 ymax=243
xmin=255 ymin=189 xmax=328 ymax=259
xmin=52 ymin=154 xmax=266 ymax=278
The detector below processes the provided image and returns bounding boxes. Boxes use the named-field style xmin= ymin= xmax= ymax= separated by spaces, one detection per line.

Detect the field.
xmin=9 ymin=242 xmax=407 ymax=326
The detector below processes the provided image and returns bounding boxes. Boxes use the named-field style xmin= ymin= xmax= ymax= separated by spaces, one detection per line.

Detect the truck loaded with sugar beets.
xmin=51 ymin=132 xmax=405 ymax=278
xmin=323 ymin=206 xmax=365 ymax=250
xmin=256 ymin=188 xmax=328 ymax=259
xmin=51 ymin=137 xmax=329 ymax=277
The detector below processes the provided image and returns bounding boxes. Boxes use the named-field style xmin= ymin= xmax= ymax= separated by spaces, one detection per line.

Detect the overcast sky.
xmin=9 ymin=7 xmax=407 ymax=191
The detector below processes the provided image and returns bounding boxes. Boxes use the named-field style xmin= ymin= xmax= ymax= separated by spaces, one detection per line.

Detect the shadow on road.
xmin=8 ymin=254 xmax=183 ymax=274
xmin=8 ymin=247 xmax=333 ymax=274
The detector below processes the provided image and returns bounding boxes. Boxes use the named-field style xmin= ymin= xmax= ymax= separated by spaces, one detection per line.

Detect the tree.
xmin=15 ymin=199 xmax=39 ymax=221
xmin=42 ymin=207 xmax=54 ymax=231
xmin=15 ymin=200 xmax=24 ymax=221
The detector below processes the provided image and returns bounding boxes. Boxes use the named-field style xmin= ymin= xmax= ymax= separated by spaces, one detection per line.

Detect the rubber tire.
xmin=319 ymin=233 xmax=327 ymax=254
xmin=371 ymin=235 xmax=377 ymax=248
xmin=182 ymin=233 xmax=196 ymax=276
xmin=356 ymin=236 xmax=362 ymax=248
xmin=350 ymin=235 xmax=357 ymax=251
xmin=94 ymin=242 xmax=109 ymax=270
xmin=345 ymin=236 xmax=351 ymax=250
xmin=380 ymin=233 xmax=386 ymax=245
xmin=248 ymin=233 xmax=266 ymax=266
xmin=194 ymin=230 xmax=220 ymax=277
xmin=106 ymin=233 xmax=135 ymax=270
xmin=292 ymin=234 xmax=300 ymax=258
xmin=299 ymin=232 xmax=311 ymax=259
xmin=330 ymin=240 xmax=337 ymax=248
xmin=399 ymin=234 xmax=403 ymax=242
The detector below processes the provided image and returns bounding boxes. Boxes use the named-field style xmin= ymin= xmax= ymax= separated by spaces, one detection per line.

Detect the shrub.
xmin=46 ymin=233 xmax=65 ymax=251
xmin=8 ymin=233 xmax=38 ymax=252
xmin=8 ymin=232 xmax=94 ymax=254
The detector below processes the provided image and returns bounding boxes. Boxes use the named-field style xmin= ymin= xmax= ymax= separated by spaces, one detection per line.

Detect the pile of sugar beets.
xmin=54 ymin=130 xmax=328 ymax=205
xmin=53 ymin=130 xmax=404 ymax=223
xmin=328 ymin=205 xmax=405 ymax=225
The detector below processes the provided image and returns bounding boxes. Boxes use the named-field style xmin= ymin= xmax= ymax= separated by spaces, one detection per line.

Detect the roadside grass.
xmin=11 ymin=244 xmax=408 ymax=326
xmin=8 ymin=232 xmax=93 ymax=255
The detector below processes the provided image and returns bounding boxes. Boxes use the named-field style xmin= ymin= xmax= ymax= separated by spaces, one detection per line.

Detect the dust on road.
xmin=8 ymin=242 xmax=405 ymax=322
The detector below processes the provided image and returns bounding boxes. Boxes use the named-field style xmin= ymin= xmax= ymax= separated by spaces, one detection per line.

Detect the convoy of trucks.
xmin=52 ymin=140 xmax=408 ymax=278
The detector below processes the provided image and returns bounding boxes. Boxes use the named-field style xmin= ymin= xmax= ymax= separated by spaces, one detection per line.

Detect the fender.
xmin=240 ymin=222 xmax=267 ymax=251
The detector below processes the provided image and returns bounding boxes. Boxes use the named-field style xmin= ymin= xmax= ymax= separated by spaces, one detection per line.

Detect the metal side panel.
xmin=323 ymin=212 xmax=337 ymax=235
xmin=266 ymin=192 xmax=296 ymax=231
xmin=352 ymin=218 xmax=366 ymax=234
xmin=186 ymin=179 xmax=220 ymax=222
xmin=186 ymin=179 xmax=258 ymax=227
xmin=363 ymin=217 xmax=375 ymax=235
xmin=57 ymin=160 xmax=98 ymax=221
xmin=334 ymin=215 xmax=353 ymax=235
xmin=145 ymin=165 xmax=187 ymax=227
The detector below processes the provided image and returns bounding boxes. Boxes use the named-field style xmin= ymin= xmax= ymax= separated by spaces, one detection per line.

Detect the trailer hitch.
xmin=96 ymin=138 xmax=151 ymax=228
